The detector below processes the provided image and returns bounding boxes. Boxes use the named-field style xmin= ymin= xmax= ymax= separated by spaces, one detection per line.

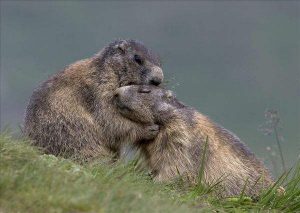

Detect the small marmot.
xmin=115 ymin=85 xmax=274 ymax=197
xmin=24 ymin=40 xmax=162 ymax=160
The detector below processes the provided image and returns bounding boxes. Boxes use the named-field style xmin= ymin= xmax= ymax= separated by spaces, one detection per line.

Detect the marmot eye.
xmin=134 ymin=54 xmax=143 ymax=65
xmin=139 ymin=87 xmax=151 ymax=93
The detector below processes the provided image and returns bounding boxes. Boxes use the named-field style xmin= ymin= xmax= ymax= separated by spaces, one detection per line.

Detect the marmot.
xmin=114 ymin=85 xmax=275 ymax=197
xmin=24 ymin=40 xmax=163 ymax=160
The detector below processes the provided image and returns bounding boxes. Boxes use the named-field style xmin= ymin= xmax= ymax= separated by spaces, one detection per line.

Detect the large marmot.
xmin=24 ymin=40 xmax=163 ymax=160
xmin=114 ymin=85 xmax=274 ymax=197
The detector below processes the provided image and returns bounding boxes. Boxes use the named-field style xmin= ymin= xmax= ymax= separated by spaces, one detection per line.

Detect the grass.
xmin=0 ymin=134 xmax=299 ymax=212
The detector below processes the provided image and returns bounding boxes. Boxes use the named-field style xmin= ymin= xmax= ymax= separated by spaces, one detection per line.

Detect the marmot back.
xmin=115 ymin=85 xmax=275 ymax=197
xmin=24 ymin=40 xmax=163 ymax=160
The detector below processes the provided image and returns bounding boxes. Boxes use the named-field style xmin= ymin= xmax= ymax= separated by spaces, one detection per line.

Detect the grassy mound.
xmin=0 ymin=134 xmax=299 ymax=212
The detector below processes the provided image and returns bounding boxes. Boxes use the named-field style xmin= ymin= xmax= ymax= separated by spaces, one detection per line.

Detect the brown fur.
xmin=24 ymin=40 xmax=162 ymax=160
xmin=115 ymin=85 xmax=275 ymax=197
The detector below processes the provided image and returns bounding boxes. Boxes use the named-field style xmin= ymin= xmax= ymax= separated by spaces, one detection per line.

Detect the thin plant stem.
xmin=273 ymin=126 xmax=286 ymax=172
xmin=270 ymin=155 xmax=278 ymax=177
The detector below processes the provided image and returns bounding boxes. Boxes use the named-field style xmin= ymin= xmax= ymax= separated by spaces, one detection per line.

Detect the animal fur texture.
xmin=24 ymin=40 xmax=163 ymax=160
xmin=115 ymin=85 xmax=275 ymax=197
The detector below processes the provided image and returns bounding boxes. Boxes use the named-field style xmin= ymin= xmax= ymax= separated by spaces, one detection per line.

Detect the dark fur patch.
xmin=180 ymin=107 xmax=198 ymax=127
xmin=26 ymin=81 xmax=53 ymax=119
xmin=160 ymin=131 xmax=169 ymax=151
xmin=78 ymin=84 xmax=96 ymax=114
xmin=127 ymin=40 xmax=161 ymax=66
xmin=96 ymin=40 xmax=161 ymax=67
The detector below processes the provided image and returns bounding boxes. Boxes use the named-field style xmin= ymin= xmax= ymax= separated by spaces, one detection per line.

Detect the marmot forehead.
xmin=110 ymin=39 xmax=161 ymax=66
xmin=122 ymin=85 xmax=184 ymax=109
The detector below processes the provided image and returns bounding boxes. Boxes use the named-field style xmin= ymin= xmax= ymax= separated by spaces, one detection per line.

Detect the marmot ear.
xmin=165 ymin=90 xmax=174 ymax=99
xmin=115 ymin=40 xmax=128 ymax=54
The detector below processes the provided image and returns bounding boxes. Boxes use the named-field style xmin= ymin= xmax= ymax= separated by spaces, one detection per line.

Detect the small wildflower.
xmin=259 ymin=109 xmax=281 ymax=135
xmin=264 ymin=109 xmax=280 ymax=128
xmin=259 ymin=109 xmax=286 ymax=172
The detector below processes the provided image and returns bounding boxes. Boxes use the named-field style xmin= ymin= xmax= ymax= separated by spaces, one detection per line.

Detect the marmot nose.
xmin=115 ymin=86 xmax=128 ymax=98
xmin=149 ymin=66 xmax=163 ymax=86
xmin=114 ymin=88 xmax=122 ymax=99
xmin=114 ymin=92 xmax=119 ymax=99
xmin=150 ymin=77 xmax=162 ymax=86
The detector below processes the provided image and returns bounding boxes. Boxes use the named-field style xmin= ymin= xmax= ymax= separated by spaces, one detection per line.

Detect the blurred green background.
xmin=1 ymin=1 xmax=299 ymax=174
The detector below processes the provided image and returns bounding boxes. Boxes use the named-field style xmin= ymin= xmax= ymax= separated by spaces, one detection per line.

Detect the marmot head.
xmin=95 ymin=39 xmax=164 ymax=87
xmin=115 ymin=85 xmax=186 ymax=124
